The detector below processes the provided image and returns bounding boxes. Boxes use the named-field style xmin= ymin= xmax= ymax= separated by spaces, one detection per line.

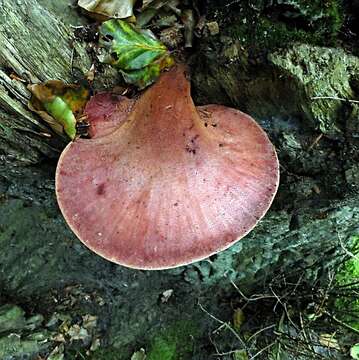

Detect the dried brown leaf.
xmin=78 ymin=0 xmax=136 ymax=19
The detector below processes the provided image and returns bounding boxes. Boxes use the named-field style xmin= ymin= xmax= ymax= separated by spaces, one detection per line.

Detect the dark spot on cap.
xmin=97 ymin=183 xmax=106 ymax=196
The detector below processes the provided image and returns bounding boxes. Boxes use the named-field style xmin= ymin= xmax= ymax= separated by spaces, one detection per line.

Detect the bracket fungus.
xmin=56 ymin=66 xmax=279 ymax=270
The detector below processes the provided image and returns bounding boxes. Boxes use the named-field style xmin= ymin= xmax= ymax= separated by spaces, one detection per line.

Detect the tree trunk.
xmin=0 ymin=0 xmax=358 ymax=358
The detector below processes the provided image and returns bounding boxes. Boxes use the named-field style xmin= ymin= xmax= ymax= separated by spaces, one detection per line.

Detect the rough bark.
xmin=0 ymin=0 xmax=92 ymax=164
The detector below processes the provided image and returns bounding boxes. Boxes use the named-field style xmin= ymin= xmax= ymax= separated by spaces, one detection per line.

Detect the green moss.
xmin=0 ymin=335 xmax=44 ymax=359
xmin=0 ymin=122 xmax=12 ymax=138
xmin=147 ymin=321 xmax=198 ymax=360
xmin=228 ymin=17 xmax=317 ymax=49
xmin=336 ymin=236 xmax=359 ymax=284
xmin=89 ymin=321 xmax=198 ymax=360
xmin=267 ymin=44 xmax=359 ymax=138
xmin=0 ymin=305 xmax=26 ymax=334
xmin=148 ymin=338 xmax=176 ymax=360
xmin=88 ymin=348 xmax=127 ymax=360
xmin=337 ymin=256 xmax=359 ymax=284
xmin=335 ymin=236 xmax=359 ymax=330
xmin=221 ymin=0 xmax=343 ymax=49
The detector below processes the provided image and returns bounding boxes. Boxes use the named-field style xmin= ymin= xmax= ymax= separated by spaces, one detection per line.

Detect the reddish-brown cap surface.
xmin=83 ymin=92 xmax=135 ymax=139
xmin=56 ymin=66 xmax=279 ymax=270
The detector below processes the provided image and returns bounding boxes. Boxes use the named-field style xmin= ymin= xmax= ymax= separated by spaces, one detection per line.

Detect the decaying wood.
xmin=0 ymin=0 xmax=91 ymax=164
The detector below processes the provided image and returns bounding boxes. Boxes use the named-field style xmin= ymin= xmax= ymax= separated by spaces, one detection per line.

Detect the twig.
xmin=308 ymin=133 xmax=323 ymax=151
xmin=208 ymin=332 xmax=221 ymax=355
xmin=76 ymin=351 xmax=86 ymax=360
xmin=269 ymin=286 xmax=299 ymax=331
xmin=249 ymin=341 xmax=276 ymax=360
xmin=224 ymin=0 xmax=241 ymax=8
xmin=215 ymin=350 xmax=242 ymax=357
xmin=230 ymin=280 xmax=250 ymax=301
xmin=316 ymin=270 xmax=335 ymax=318
xmin=198 ymin=302 xmax=251 ymax=356
xmin=277 ymin=339 xmax=326 ymax=359
xmin=289 ymin=273 xmax=304 ymax=297
xmin=212 ymin=323 xmax=227 ymax=334
xmin=337 ymin=233 xmax=359 ymax=261
xmin=324 ymin=310 xmax=359 ymax=335
xmin=299 ymin=311 xmax=315 ymax=353
xmin=70 ymin=25 xmax=85 ymax=29
xmin=275 ymin=331 xmax=330 ymax=358
xmin=311 ymin=96 xmax=359 ymax=104
xmin=247 ymin=324 xmax=276 ymax=343
xmin=70 ymin=47 xmax=75 ymax=75
xmin=336 ymin=280 xmax=359 ymax=288
xmin=230 ymin=280 xmax=276 ymax=302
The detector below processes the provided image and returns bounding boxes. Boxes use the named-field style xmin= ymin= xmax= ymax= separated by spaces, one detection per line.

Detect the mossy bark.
xmin=0 ymin=0 xmax=358 ymax=358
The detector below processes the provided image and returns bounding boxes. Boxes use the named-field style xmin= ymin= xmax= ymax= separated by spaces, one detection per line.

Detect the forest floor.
xmin=0 ymin=1 xmax=358 ymax=359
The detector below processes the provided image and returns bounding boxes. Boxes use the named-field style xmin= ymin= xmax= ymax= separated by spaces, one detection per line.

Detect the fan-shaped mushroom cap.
xmin=56 ymin=66 xmax=279 ymax=270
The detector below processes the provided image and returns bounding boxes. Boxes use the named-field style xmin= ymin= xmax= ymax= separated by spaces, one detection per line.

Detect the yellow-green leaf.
xmin=233 ymin=349 xmax=248 ymax=360
xmin=121 ymin=55 xmax=174 ymax=89
xmin=28 ymin=81 xmax=89 ymax=140
xmin=233 ymin=308 xmax=246 ymax=331
xmin=319 ymin=333 xmax=340 ymax=350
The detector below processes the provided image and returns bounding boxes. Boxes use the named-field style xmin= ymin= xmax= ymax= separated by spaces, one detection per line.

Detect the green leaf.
xmin=78 ymin=0 xmax=137 ymax=19
xmin=121 ymin=56 xmax=173 ymax=89
xmin=28 ymin=81 xmax=89 ymax=140
xmin=99 ymin=19 xmax=174 ymax=88
xmin=351 ymin=344 xmax=359 ymax=359
xmin=100 ymin=19 xmax=167 ymax=71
